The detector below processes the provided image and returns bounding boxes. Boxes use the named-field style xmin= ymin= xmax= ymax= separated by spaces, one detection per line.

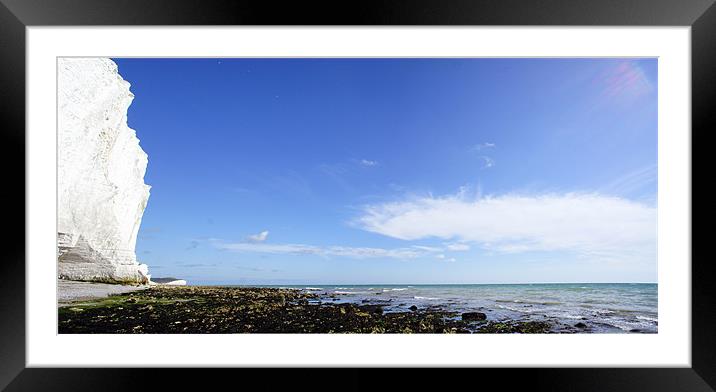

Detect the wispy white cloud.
xmin=600 ymin=164 xmax=657 ymax=197
xmin=222 ymin=242 xmax=320 ymax=255
xmin=246 ymin=230 xmax=269 ymax=243
xmin=436 ymin=254 xmax=457 ymax=262
xmin=480 ymin=156 xmax=495 ymax=169
xmin=359 ymin=159 xmax=379 ymax=167
xmin=411 ymin=245 xmax=443 ymax=252
xmin=217 ymin=241 xmax=440 ymax=260
xmin=355 ymin=190 xmax=656 ymax=263
xmin=474 ymin=142 xmax=496 ymax=151
xmin=445 ymin=242 xmax=470 ymax=251
xmin=472 ymin=143 xmax=496 ymax=168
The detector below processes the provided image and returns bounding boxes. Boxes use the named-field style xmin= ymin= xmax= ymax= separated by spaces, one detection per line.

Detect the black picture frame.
xmin=1 ymin=0 xmax=712 ymax=390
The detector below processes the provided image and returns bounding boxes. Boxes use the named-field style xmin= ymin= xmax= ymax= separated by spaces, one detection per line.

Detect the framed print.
xmin=2 ymin=0 xmax=713 ymax=390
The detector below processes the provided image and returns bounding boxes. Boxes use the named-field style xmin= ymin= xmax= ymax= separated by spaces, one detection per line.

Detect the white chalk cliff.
xmin=57 ymin=58 xmax=151 ymax=284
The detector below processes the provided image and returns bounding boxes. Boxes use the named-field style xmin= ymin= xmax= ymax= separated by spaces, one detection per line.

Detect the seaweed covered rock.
xmin=462 ymin=312 xmax=487 ymax=321
xmin=58 ymin=286 xmax=559 ymax=334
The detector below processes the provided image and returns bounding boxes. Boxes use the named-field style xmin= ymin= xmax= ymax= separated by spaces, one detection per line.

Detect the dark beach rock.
xmin=152 ymin=277 xmax=186 ymax=285
xmin=474 ymin=320 xmax=552 ymax=334
xmin=462 ymin=312 xmax=487 ymax=321
xmin=359 ymin=305 xmax=383 ymax=315
xmin=409 ymin=305 xmax=418 ymax=311
xmin=574 ymin=322 xmax=587 ymax=328
xmin=629 ymin=328 xmax=642 ymax=333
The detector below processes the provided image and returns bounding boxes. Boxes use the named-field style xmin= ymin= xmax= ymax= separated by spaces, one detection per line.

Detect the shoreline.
xmin=59 ymin=285 xmax=606 ymax=334
xmin=291 ymin=283 xmax=658 ymax=334
xmin=57 ymin=279 xmax=149 ymax=306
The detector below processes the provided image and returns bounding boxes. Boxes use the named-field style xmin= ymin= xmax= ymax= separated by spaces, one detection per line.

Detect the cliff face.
xmin=57 ymin=58 xmax=151 ymax=284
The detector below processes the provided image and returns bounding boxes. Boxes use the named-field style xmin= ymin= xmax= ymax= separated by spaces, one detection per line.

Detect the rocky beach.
xmin=58 ymin=286 xmax=557 ymax=334
xmin=54 ymin=58 xmax=659 ymax=337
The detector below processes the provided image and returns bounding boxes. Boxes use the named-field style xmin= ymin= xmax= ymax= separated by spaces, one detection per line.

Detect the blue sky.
xmin=114 ymin=58 xmax=658 ymax=285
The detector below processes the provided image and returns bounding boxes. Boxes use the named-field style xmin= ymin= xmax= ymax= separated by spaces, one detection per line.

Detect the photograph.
xmin=2 ymin=0 xmax=709 ymax=386
xmin=56 ymin=57 xmax=658 ymax=334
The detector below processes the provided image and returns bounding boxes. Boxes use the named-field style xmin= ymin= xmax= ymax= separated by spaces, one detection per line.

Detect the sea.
xmin=267 ymin=283 xmax=658 ymax=333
